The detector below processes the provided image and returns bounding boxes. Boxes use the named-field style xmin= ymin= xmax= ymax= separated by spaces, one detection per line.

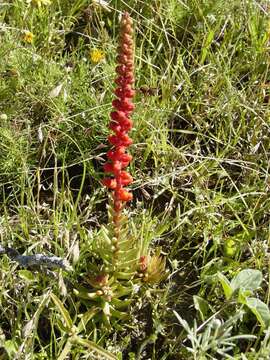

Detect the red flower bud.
xmin=115 ymin=146 xmax=126 ymax=155
xmin=109 ymin=122 xmax=122 ymax=133
xmin=121 ymin=34 xmax=133 ymax=47
xmin=102 ymin=178 xmax=117 ymax=189
xmin=114 ymin=87 xmax=135 ymax=99
xmin=112 ymin=99 xmax=123 ymax=111
xmin=124 ymin=88 xmax=135 ymax=98
xmin=116 ymin=54 xmax=128 ymax=64
xmin=120 ymin=44 xmax=133 ymax=56
xmin=103 ymin=163 xmax=114 ymax=173
xmin=119 ymin=171 xmax=133 ymax=185
xmin=115 ymin=65 xmax=126 ymax=76
xmin=108 ymin=134 xmax=133 ymax=147
xmin=114 ymin=200 xmax=122 ymax=211
xmin=107 ymin=135 xmax=119 ymax=146
xmin=116 ymin=188 xmax=133 ymax=202
xmin=112 ymin=161 xmax=122 ymax=172
xmin=121 ymin=153 xmax=132 ymax=162
xmin=120 ymin=134 xmax=133 ymax=146
xmin=125 ymin=72 xmax=134 ymax=82
xmin=110 ymin=110 xmax=127 ymax=122
xmin=121 ymin=120 xmax=133 ymax=132
xmin=107 ymin=148 xmax=130 ymax=162
xmin=115 ymin=76 xmax=126 ymax=86
xmin=121 ymin=99 xmax=135 ymax=111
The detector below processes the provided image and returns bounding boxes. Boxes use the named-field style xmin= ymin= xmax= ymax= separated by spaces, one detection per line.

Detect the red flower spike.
xmin=103 ymin=12 xmax=135 ymax=248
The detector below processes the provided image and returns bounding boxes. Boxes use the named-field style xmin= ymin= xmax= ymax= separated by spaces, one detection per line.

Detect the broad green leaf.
xmin=217 ymin=272 xmax=233 ymax=300
xmin=223 ymin=238 xmax=238 ymax=257
xmin=193 ymin=295 xmax=209 ymax=321
xmin=50 ymin=293 xmax=73 ymax=331
xmin=18 ymin=270 xmax=36 ymax=282
xmin=231 ymin=269 xmax=262 ymax=292
xmin=245 ymin=297 xmax=270 ymax=328
xmin=4 ymin=340 xmax=17 ymax=357
xmin=200 ymin=29 xmax=215 ymax=64
xmin=237 ymin=288 xmax=252 ymax=305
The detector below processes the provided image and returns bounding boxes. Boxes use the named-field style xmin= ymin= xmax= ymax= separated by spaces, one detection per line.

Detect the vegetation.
xmin=1 ymin=0 xmax=270 ymax=359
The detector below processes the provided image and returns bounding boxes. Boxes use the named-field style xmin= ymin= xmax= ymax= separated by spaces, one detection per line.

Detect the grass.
xmin=1 ymin=0 xmax=270 ymax=358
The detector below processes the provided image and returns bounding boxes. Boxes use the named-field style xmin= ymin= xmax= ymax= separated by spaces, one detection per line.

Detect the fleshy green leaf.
xmin=231 ymin=269 xmax=262 ymax=292
xmin=193 ymin=295 xmax=210 ymax=321
xmin=18 ymin=269 xmax=36 ymax=282
xmin=217 ymin=272 xmax=233 ymax=300
xmin=4 ymin=340 xmax=17 ymax=357
xmin=245 ymin=297 xmax=270 ymax=328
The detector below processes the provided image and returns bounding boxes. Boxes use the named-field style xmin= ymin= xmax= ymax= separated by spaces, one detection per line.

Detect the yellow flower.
xmin=89 ymin=49 xmax=105 ymax=63
xmin=27 ymin=0 xmax=51 ymax=7
xmin=22 ymin=31 xmax=34 ymax=44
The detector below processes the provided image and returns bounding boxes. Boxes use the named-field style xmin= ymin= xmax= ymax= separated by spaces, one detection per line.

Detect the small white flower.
xmin=37 ymin=125 xmax=43 ymax=143
xmin=132 ymin=284 xmax=140 ymax=293
xmin=49 ymin=83 xmax=63 ymax=98
xmin=92 ymin=0 xmax=111 ymax=11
